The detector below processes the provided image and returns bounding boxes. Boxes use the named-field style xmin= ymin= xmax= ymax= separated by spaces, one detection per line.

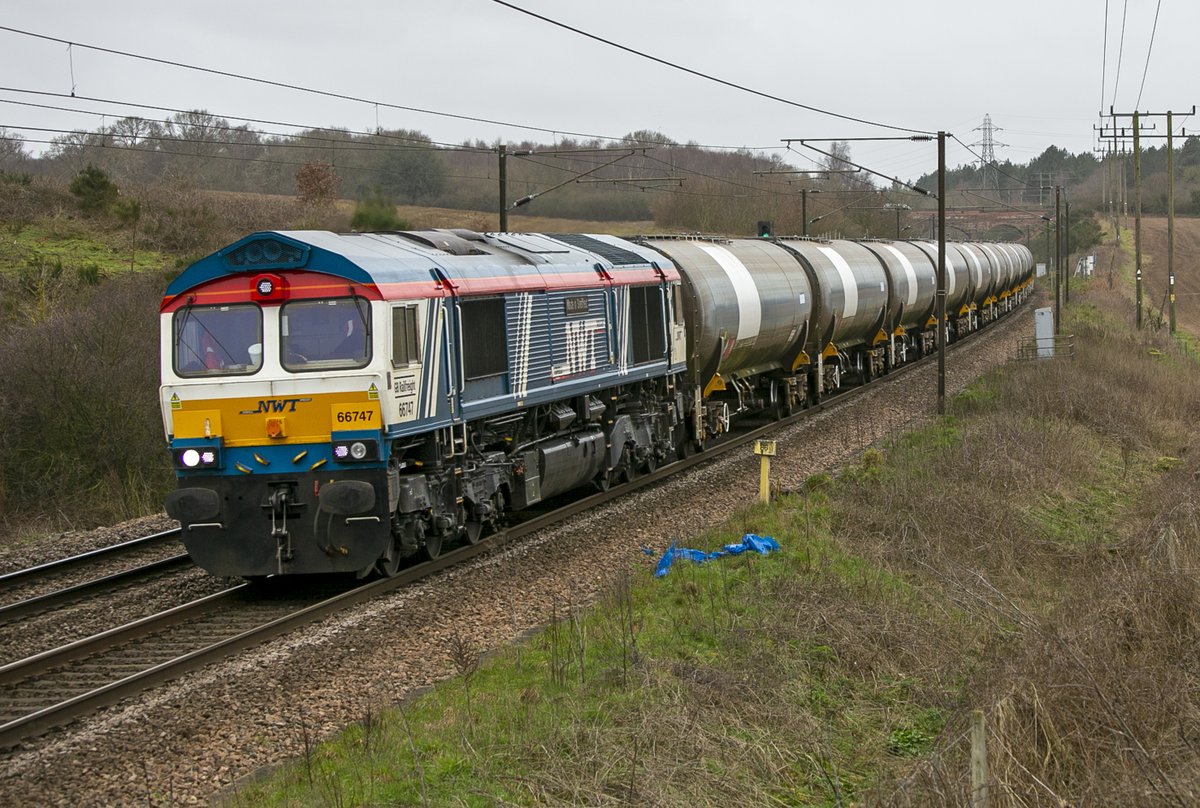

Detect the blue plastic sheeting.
xmin=653 ymin=534 xmax=781 ymax=577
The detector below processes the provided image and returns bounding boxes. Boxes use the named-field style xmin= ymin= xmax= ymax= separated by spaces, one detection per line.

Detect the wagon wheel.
xmin=778 ymin=393 xmax=794 ymax=420
xmin=673 ymin=426 xmax=693 ymax=460
xmin=770 ymin=386 xmax=792 ymax=421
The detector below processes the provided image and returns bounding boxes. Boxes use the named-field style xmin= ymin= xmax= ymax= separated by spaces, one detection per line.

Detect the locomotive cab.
xmin=161 ymin=235 xmax=403 ymax=577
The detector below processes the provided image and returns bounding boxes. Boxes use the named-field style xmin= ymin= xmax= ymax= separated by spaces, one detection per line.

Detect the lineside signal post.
xmin=754 ymin=439 xmax=777 ymax=503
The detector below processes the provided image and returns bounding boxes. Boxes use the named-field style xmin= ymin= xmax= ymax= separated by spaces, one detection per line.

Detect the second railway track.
xmin=0 ymin=529 xmax=187 ymax=607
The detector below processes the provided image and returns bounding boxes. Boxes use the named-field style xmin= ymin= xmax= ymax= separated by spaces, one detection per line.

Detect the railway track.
xmin=0 ymin=316 xmax=1003 ymax=751
xmin=0 ymin=529 xmax=188 ymax=610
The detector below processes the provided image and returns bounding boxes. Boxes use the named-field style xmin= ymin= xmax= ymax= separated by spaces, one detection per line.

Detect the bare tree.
xmin=295 ymin=160 xmax=342 ymax=205
xmin=0 ymin=128 xmax=29 ymax=172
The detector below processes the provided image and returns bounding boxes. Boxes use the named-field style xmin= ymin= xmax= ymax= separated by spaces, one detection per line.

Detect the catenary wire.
xmin=1111 ymin=0 xmax=1130 ymax=107
xmin=0 ymin=89 xmax=498 ymax=153
xmin=0 ymin=135 xmax=502 ymax=183
xmin=0 ymin=25 xmax=636 ymax=143
xmin=488 ymin=0 xmax=935 ymax=136
xmin=1134 ymin=0 xmax=1164 ymax=110
xmin=1100 ymin=0 xmax=1110 ymax=113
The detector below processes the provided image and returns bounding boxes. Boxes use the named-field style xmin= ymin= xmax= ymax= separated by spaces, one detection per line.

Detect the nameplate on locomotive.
xmin=563 ymin=296 xmax=589 ymax=316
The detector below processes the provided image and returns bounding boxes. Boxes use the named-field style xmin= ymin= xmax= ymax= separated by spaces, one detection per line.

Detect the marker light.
xmin=181 ymin=449 xmax=201 ymax=468
xmin=330 ymin=440 xmax=378 ymax=462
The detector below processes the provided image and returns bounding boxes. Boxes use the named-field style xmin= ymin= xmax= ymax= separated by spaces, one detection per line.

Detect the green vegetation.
xmin=226 ymin=279 xmax=1200 ymax=805
xmin=0 ymin=221 xmax=168 ymax=278
xmin=350 ymin=189 xmax=408 ymax=231
xmin=68 ymin=164 xmax=121 ymax=214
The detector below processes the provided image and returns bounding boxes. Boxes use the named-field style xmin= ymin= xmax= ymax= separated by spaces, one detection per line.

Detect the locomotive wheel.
xmin=423 ymin=531 xmax=444 ymax=561
xmin=375 ymin=542 xmax=403 ymax=577
xmin=465 ymin=492 xmax=503 ymax=543
xmin=617 ymin=444 xmax=639 ymax=484
xmin=594 ymin=474 xmax=612 ymax=492
xmin=644 ymin=453 xmax=658 ymax=474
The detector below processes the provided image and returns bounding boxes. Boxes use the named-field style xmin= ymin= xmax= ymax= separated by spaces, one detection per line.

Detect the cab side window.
xmin=392 ymin=305 xmax=420 ymax=367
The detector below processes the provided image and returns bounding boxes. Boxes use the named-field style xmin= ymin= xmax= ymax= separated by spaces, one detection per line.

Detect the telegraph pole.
xmin=1065 ymin=198 xmax=1071 ymax=304
xmin=1134 ymin=112 xmax=1143 ymax=328
xmin=1100 ymin=106 xmax=1194 ymax=329
xmin=498 ymin=144 xmax=508 ymax=232
xmin=937 ymin=131 xmax=946 ymax=415
xmin=1054 ymin=186 xmax=1062 ymax=334
xmin=1168 ymin=110 xmax=1176 ymax=333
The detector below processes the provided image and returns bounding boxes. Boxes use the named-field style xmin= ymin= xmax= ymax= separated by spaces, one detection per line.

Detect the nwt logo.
xmin=240 ymin=398 xmax=313 ymax=415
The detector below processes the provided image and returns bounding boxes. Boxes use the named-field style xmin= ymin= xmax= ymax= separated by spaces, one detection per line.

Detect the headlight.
xmin=331 ymin=439 xmax=378 ymax=462
xmin=173 ymin=446 xmax=221 ymax=470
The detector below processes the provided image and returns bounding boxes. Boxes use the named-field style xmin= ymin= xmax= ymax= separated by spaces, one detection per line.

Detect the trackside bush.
xmin=69 ymin=164 xmax=120 ymax=214
xmin=0 ymin=271 xmax=172 ymax=531
xmin=351 ymin=188 xmax=406 ymax=231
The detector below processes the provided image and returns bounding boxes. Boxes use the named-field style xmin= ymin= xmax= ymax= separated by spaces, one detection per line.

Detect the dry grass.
xmin=852 ymin=285 xmax=1200 ymax=806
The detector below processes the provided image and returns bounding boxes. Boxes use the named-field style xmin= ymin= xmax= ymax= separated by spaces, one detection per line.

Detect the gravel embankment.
xmin=0 ymin=306 xmax=1032 ymax=806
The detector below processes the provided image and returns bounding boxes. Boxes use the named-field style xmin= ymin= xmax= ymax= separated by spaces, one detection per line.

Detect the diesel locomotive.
xmin=160 ymin=229 xmax=1033 ymax=578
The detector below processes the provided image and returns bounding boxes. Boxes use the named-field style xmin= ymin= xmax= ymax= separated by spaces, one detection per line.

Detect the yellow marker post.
xmin=753 ymin=439 xmax=777 ymax=503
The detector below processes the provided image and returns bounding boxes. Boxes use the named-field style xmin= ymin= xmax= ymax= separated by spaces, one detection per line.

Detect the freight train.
xmin=160 ymin=229 xmax=1033 ymax=578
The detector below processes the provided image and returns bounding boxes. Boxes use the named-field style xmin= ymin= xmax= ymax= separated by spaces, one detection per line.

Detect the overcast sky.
xmin=1 ymin=0 xmax=1194 ymax=182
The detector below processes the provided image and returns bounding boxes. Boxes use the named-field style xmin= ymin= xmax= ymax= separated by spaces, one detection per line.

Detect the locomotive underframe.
xmin=379 ymin=378 xmax=682 ymax=576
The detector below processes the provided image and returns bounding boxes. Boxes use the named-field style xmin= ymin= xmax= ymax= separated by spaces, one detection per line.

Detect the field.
xmin=1134 ymin=214 xmax=1200 ymax=334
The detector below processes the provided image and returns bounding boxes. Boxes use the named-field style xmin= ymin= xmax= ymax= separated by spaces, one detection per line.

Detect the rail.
xmin=0 ymin=529 xmax=183 ymax=589
xmin=0 ymin=554 xmax=192 ymax=622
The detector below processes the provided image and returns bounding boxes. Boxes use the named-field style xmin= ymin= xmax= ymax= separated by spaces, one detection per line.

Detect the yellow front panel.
xmin=173 ymin=409 xmax=223 ymax=439
xmin=172 ymin=392 xmax=379 ymax=446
